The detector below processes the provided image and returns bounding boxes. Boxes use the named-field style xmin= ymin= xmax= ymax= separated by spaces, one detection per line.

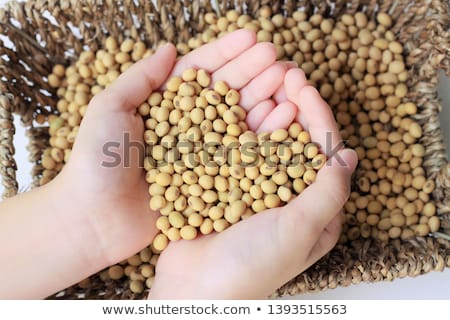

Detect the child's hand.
xmin=147 ymin=55 xmax=357 ymax=299
xmin=56 ymin=30 xmax=288 ymax=270
xmin=0 ymin=29 xmax=356 ymax=299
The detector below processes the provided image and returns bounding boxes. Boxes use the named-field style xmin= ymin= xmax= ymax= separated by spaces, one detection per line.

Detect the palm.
xmin=62 ymin=105 xmax=160 ymax=262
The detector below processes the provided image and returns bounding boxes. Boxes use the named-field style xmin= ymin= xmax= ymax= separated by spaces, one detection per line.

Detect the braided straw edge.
xmin=0 ymin=94 xmax=17 ymax=198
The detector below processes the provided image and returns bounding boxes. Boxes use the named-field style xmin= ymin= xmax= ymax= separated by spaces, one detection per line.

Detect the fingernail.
xmin=285 ymin=61 xmax=298 ymax=68
xmin=156 ymin=42 xmax=173 ymax=53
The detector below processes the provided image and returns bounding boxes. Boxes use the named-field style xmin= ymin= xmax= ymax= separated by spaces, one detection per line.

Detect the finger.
xmin=284 ymin=68 xmax=308 ymax=101
xmin=298 ymin=86 xmax=342 ymax=154
xmin=211 ymin=42 xmax=277 ymax=89
xmin=273 ymin=84 xmax=287 ymax=104
xmin=239 ymin=62 xmax=286 ymax=111
xmin=171 ymin=29 xmax=256 ymax=75
xmin=246 ymin=100 xmax=275 ymax=132
xmin=283 ymin=68 xmax=309 ymax=125
xmin=270 ymin=62 xmax=298 ymax=105
xmin=256 ymin=101 xmax=297 ymax=133
xmin=199 ymin=151 xmax=355 ymax=297
xmin=273 ymin=68 xmax=303 ymax=103
xmin=279 ymin=61 xmax=298 ymax=69
xmin=279 ymin=149 xmax=357 ymax=251
xmin=304 ymin=212 xmax=343 ymax=268
xmin=187 ymin=150 xmax=356 ymax=298
xmin=285 ymin=69 xmax=341 ymax=153
xmin=92 ymin=44 xmax=177 ymax=113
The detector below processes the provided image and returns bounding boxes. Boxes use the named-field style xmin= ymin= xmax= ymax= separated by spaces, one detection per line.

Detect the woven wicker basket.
xmin=0 ymin=0 xmax=449 ymax=299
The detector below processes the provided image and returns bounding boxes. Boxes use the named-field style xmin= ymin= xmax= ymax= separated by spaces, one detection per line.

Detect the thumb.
xmin=278 ymin=149 xmax=357 ymax=266
xmin=92 ymin=43 xmax=177 ymax=113
xmin=209 ymin=149 xmax=357 ymax=298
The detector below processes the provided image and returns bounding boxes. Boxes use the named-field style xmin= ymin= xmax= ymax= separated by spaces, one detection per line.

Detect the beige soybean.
xmin=213 ymin=219 xmax=230 ymax=232
xmin=180 ymin=225 xmax=198 ymax=240
xmin=152 ymin=234 xmax=169 ymax=251
xmin=196 ymin=69 xmax=211 ymax=87
xmin=264 ymin=194 xmax=281 ymax=208
xmin=214 ymin=81 xmax=229 ymax=96
xmin=270 ymin=129 xmax=289 ymax=142
xmin=169 ymin=211 xmax=185 ymax=228
xmin=278 ymin=186 xmax=292 ymax=202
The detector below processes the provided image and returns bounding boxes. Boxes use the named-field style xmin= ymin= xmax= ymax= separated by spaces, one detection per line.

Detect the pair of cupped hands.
xmin=53 ymin=29 xmax=357 ymax=299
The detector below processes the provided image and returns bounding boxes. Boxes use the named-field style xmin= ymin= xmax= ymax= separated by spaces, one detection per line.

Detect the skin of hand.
xmin=148 ymin=47 xmax=358 ymax=299
xmin=0 ymin=29 xmax=357 ymax=299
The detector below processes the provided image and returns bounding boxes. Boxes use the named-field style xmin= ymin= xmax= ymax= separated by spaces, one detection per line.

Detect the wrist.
xmin=49 ymin=167 xmax=159 ymax=272
xmin=46 ymin=173 xmax=112 ymax=271
xmin=0 ymin=176 xmax=110 ymax=298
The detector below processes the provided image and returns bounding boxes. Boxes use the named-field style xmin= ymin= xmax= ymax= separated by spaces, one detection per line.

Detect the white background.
xmin=0 ymin=0 xmax=449 ymax=299
xmin=0 ymin=300 xmax=448 ymax=320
